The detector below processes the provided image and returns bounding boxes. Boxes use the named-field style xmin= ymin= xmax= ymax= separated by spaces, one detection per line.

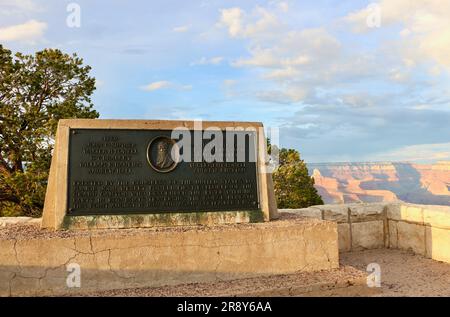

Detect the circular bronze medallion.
xmin=146 ymin=136 xmax=179 ymax=173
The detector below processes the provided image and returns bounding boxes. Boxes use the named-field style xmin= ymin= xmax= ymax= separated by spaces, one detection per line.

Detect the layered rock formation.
xmin=308 ymin=162 xmax=450 ymax=206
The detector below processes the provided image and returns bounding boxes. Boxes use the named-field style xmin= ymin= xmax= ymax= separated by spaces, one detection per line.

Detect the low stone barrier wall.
xmin=2 ymin=202 xmax=449 ymax=296
xmin=0 ymin=215 xmax=338 ymax=296
xmin=388 ymin=204 xmax=450 ymax=263
xmin=281 ymin=203 xmax=387 ymax=252
xmin=0 ymin=217 xmax=41 ymax=227
xmin=282 ymin=202 xmax=450 ymax=263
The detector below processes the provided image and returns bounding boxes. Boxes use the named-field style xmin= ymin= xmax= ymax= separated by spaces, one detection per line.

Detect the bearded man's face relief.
xmin=156 ymin=141 xmax=173 ymax=169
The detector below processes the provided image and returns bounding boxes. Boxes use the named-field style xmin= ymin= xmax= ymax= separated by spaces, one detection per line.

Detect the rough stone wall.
xmin=280 ymin=203 xmax=387 ymax=252
xmin=0 ymin=217 xmax=41 ymax=227
xmin=282 ymin=202 xmax=450 ymax=263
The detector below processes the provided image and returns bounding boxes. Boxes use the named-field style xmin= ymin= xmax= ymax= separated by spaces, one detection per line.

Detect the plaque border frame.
xmin=42 ymin=119 xmax=278 ymax=230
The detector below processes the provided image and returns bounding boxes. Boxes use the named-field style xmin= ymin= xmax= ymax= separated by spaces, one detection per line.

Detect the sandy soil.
xmin=74 ymin=266 xmax=367 ymax=297
xmin=340 ymin=249 xmax=450 ymax=297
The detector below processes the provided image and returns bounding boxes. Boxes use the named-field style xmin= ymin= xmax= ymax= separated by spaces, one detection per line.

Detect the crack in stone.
xmin=300 ymin=226 xmax=308 ymax=268
xmin=12 ymin=238 xmax=21 ymax=273
xmin=396 ymin=221 xmax=399 ymax=247
xmin=213 ymin=231 xmax=224 ymax=282
xmin=8 ymin=239 xmax=80 ymax=296
xmin=107 ymin=249 xmax=136 ymax=280
xmin=89 ymin=236 xmax=94 ymax=254
xmin=319 ymin=240 xmax=332 ymax=268
xmin=8 ymin=273 xmax=16 ymax=297
xmin=36 ymin=240 xmax=80 ymax=290
xmin=68 ymin=235 xmax=308 ymax=254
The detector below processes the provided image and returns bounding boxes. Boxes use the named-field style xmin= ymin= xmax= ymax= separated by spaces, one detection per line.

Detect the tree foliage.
xmin=0 ymin=45 xmax=99 ymax=216
xmin=271 ymin=144 xmax=324 ymax=209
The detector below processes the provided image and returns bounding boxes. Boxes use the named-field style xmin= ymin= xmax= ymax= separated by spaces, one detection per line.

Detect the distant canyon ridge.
xmin=308 ymin=162 xmax=450 ymax=206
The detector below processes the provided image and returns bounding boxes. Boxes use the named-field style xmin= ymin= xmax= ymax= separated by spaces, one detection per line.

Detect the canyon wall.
xmin=308 ymin=161 xmax=450 ymax=206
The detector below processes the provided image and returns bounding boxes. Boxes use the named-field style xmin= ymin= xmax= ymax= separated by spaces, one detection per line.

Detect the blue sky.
xmin=1 ymin=0 xmax=450 ymax=163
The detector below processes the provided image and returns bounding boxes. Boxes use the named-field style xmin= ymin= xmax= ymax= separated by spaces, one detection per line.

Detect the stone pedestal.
xmin=42 ymin=119 xmax=278 ymax=230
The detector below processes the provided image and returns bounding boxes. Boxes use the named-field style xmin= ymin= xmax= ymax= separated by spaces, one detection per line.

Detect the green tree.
xmin=271 ymin=144 xmax=323 ymax=208
xmin=0 ymin=45 xmax=99 ymax=217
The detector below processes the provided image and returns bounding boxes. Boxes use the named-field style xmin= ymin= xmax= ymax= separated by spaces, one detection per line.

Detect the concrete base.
xmin=0 ymin=215 xmax=338 ymax=296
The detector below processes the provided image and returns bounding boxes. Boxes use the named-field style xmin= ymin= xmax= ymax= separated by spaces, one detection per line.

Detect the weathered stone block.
xmin=388 ymin=220 xmax=398 ymax=249
xmin=313 ymin=205 xmax=349 ymax=223
xmin=0 ymin=271 xmax=15 ymax=296
xmin=396 ymin=221 xmax=426 ymax=255
xmin=351 ymin=221 xmax=384 ymax=250
xmin=349 ymin=203 xmax=385 ymax=223
xmin=337 ymin=223 xmax=351 ymax=252
xmin=425 ymin=227 xmax=450 ymax=263
xmin=0 ymin=217 xmax=36 ymax=227
xmin=279 ymin=208 xmax=322 ymax=220
xmin=423 ymin=206 xmax=450 ymax=230
xmin=0 ymin=240 xmax=17 ymax=267
xmin=387 ymin=203 xmax=424 ymax=224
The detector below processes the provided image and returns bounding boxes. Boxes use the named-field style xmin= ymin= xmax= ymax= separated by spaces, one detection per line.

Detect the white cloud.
xmin=344 ymin=0 xmax=450 ymax=70
xmin=263 ymin=67 xmax=299 ymax=80
xmin=218 ymin=7 xmax=279 ymax=39
xmin=0 ymin=0 xmax=40 ymax=16
xmin=0 ymin=19 xmax=47 ymax=42
xmin=278 ymin=2 xmax=289 ymax=13
xmin=400 ymin=28 xmax=411 ymax=37
xmin=231 ymin=27 xmax=335 ymax=70
xmin=232 ymin=48 xmax=279 ymax=68
xmin=372 ymin=142 xmax=450 ymax=163
xmin=141 ymin=81 xmax=192 ymax=92
xmin=215 ymin=2 xmax=450 ymax=162
xmin=172 ymin=25 xmax=190 ymax=33
xmin=141 ymin=81 xmax=172 ymax=91
xmin=411 ymin=104 xmax=432 ymax=110
xmin=219 ymin=2 xmax=450 ymax=108
xmin=256 ymin=87 xmax=310 ymax=103
xmin=190 ymin=56 xmax=224 ymax=66
xmin=223 ymin=79 xmax=237 ymax=86
xmin=180 ymin=84 xmax=193 ymax=91
xmin=388 ymin=68 xmax=410 ymax=82
xmin=219 ymin=7 xmax=243 ymax=37
xmin=226 ymin=19 xmax=341 ymax=102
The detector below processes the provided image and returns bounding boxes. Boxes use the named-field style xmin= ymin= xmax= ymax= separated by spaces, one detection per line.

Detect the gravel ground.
xmin=340 ymin=249 xmax=450 ymax=297
xmin=0 ymin=212 xmax=309 ymax=241
xmin=72 ymin=266 xmax=367 ymax=297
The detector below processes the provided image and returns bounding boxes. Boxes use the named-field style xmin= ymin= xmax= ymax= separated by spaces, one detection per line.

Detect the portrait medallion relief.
xmin=147 ymin=136 xmax=179 ymax=173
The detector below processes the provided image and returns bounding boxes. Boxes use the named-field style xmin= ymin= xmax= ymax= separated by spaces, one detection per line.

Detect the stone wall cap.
xmin=58 ymin=119 xmax=264 ymax=129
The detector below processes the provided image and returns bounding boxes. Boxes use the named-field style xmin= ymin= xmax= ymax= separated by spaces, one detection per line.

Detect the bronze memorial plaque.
xmin=67 ymin=129 xmax=259 ymax=215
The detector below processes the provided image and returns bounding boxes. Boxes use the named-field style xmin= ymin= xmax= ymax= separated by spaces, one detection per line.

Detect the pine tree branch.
xmin=0 ymin=188 xmax=20 ymax=204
